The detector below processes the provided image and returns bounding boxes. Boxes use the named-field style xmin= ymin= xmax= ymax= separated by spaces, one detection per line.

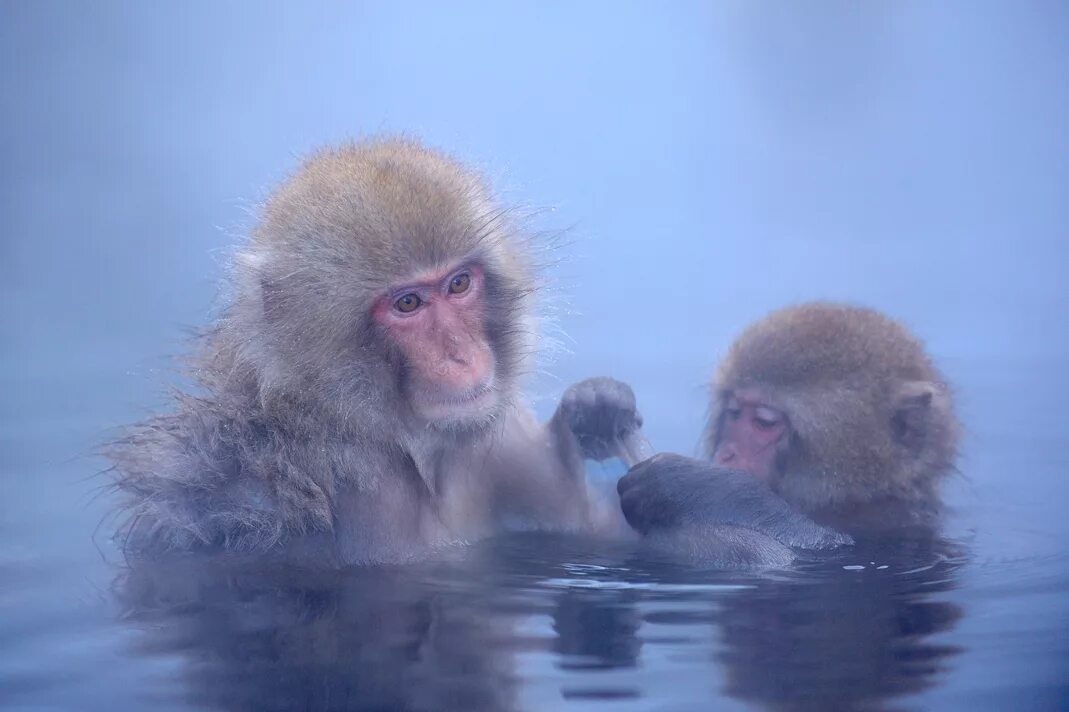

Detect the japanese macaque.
xmin=619 ymin=303 xmax=960 ymax=564
xmin=107 ymin=138 xmax=643 ymax=565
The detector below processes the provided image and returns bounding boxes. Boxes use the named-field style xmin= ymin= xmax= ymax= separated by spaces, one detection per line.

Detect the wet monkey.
xmin=619 ymin=303 xmax=960 ymax=564
xmin=707 ymin=303 xmax=959 ymax=526
xmin=107 ymin=138 xmax=644 ymax=565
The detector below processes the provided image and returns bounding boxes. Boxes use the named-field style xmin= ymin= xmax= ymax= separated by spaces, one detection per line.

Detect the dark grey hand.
xmin=554 ymin=377 xmax=647 ymax=464
xmin=618 ymin=453 xmax=852 ymax=550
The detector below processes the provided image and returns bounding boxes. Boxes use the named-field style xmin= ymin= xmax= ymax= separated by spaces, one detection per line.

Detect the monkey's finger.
xmin=616 ymin=433 xmax=655 ymax=468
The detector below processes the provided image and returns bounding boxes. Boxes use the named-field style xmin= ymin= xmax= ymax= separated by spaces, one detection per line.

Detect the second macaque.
xmin=619 ymin=303 xmax=960 ymax=564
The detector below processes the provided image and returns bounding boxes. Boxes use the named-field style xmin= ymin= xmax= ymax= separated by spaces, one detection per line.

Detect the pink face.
xmin=712 ymin=389 xmax=790 ymax=482
xmin=373 ymin=263 xmax=497 ymax=422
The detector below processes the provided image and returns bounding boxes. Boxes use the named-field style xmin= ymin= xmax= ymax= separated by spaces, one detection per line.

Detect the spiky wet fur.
xmin=107 ymin=138 xmax=542 ymax=554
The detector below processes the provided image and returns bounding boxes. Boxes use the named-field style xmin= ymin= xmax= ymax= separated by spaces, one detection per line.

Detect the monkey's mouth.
xmin=411 ymin=379 xmax=499 ymax=422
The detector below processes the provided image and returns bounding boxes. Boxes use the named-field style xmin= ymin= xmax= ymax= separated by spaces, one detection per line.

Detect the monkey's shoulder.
xmin=108 ymin=399 xmax=342 ymax=555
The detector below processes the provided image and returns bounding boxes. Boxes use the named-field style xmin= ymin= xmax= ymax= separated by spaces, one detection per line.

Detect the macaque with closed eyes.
xmin=107 ymin=138 xmax=643 ymax=565
xmin=618 ymin=303 xmax=960 ymax=565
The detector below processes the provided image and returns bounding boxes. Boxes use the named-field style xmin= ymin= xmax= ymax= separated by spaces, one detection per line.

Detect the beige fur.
xmin=106 ymin=138 xmax=625 ymax=562
xmin=704 ymin=303 xmax=960 ymax=513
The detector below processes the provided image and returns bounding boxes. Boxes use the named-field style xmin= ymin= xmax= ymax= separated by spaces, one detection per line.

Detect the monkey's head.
xmin=223 ymin=139 xmax=538 ymax=435
xmin=704 ymin=303 xmax=960 ymax=512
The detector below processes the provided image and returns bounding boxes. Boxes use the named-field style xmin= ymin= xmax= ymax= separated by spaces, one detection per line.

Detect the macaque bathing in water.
xmin=619 ymin=303 xmax=960 ymax=565
xmin=105 ymin=140 xmax=956 ymax=570
xmin=107 ymin=138 xmax=646 ymax=565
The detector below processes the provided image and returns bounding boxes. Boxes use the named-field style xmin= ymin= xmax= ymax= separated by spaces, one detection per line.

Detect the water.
xmin=3 ymin=3 xmax=1068 ymax=710
xmin=97 ymin=533 xmax=968 ymax=711
xmin=2 ymin=362 xmax=1066 ymax=711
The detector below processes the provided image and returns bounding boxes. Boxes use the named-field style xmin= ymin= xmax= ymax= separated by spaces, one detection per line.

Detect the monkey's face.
xmin=711 ymin=388 xmax=791 ymax=483
xmin=373 ymin=261 xmax=499 ymax=425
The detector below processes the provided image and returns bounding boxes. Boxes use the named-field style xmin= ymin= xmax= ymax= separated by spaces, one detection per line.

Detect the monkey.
xmin=705 ymin=302 xmax=960 ymax=524
xmin=106 ymin=138 xmax=645 ymax=565
xmin=618 ymin=303 xmax=960 ymax=564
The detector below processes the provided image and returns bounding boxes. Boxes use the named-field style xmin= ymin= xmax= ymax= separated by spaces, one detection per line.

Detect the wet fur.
xmin=106 ymin=139 xmax=573 ymax=558
xmin=705 ymin=303 xmax=960 ymax=514
xmin=620 ymin=453 xmax=851 ymax=567
xmin=618 ymin=303 xmax=960 ymax=566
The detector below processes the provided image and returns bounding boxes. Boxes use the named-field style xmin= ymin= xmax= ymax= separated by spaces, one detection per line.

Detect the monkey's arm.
xmin=549 ymin=377 xmax=648 ymax=470
xmin=617 ymin=453 xmax=853 ymax=553
xmin=546 ymin=377 xmax=648 ymax=534
xmin=643 ymin=524 xmax=799 ymax=568
xmin=482 ymin=378 xmax=645 ymax=536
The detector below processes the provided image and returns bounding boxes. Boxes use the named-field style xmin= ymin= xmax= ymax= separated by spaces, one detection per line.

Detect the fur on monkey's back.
xmin=107 ymin=137 xmax=534 ymax=555
xmin=107 ymin=384 xmax=334 ymax=552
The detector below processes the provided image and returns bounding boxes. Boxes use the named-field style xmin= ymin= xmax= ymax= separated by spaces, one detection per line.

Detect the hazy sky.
xmin=2 ymin=1 xmax=1067 ymax=454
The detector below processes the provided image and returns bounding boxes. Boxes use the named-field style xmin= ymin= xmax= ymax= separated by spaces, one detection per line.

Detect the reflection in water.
xmin=714 ymin=534 xmax=966 ymax=711
xmin=116 ymin=554 xmax=523 ymax=712
xmin=553 ymin=586 xmax=641 ymax=672
xmin=113 ymin=533 xmax=965 ymax=712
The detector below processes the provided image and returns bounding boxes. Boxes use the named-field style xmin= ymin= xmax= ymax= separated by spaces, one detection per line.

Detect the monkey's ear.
xmin=891 ymin=381 xmax=936 ymax=453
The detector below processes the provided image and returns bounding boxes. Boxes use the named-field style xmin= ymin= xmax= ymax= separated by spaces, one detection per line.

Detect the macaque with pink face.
xmin=108 ymin=138 xmax=643 ymax=565
xmin=619 ymin=303 xmax=960 ymax=565
xmin=710 ymin=389 xmax=791 ymax=483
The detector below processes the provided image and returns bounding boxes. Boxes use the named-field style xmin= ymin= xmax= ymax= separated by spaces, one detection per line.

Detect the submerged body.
xmin=108 ymin=139 xmax=642 ymax=565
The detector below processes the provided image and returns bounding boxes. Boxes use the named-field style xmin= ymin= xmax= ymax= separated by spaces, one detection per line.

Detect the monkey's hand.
xmin=552 ymin=377 xmax=646 ymax=464
xmin=618 ymin=453 xmax=852 ymax=551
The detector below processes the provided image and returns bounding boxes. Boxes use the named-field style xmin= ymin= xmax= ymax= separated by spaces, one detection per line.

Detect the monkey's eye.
xmin=448 ymin=273 xmax=471 ymax=294
xmin=753 ymin=406 xmax=783 ymax=430
xmin=394 ymin=293 xmax=422 ymax=313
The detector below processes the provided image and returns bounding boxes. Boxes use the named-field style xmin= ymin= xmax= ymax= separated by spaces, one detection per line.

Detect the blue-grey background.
xmin=2 ymin=2 xmax=1067 ymax=710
